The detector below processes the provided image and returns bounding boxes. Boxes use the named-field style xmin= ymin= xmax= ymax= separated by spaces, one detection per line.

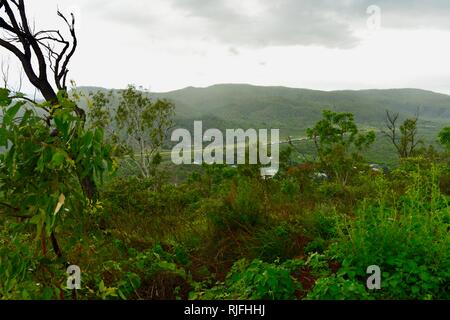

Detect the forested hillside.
xmin=79 ymin=84 xmax=450 ymax=136
xmin=0 ymin=0 xmax=449 ymax=303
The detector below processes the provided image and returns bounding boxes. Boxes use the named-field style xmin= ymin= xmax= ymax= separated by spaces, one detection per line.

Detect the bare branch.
xmin=1 ymin=58 xmax=9 ymax=87
xmin=383 ymin=110 xmax=401 ymax=154
xmin=0 ymin=0 xmax=78 ymax=102
xmin=16 ymin=64 xmax=23 ymax=91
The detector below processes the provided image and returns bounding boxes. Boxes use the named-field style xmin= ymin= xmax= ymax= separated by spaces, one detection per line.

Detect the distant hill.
xmin=77 ymin=84 xmax=450 ymax=137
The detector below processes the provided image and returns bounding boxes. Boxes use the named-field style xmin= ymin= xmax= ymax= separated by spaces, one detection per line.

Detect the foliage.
xmin=439 ymin=127 xmax=450 ymax=150
xmin=384 ymin=111 xmax=423 ymax=158
xmin=191 ymin=259 xmax=303 ymax=300
xmin=83 ymin=85 xmax=450 ymax=139
xmin=0 ymin=89 xmax=113 ymax=256
xmin=306 ymin=274 xmax=372 ymax=300
xmin=307 ymin=110 xmax=375 ymax=185
xmin=1 ymin=103 xmax=449 ymax=301
xmin=87 ymin=85 xmax=175 ymax=178
xmin=203 ymin=176 xmax=266 ymax=232
xmin=320 ymin=165 xmax=450 ymax=300
xmin=0 ymin=224 xmax=72 ymax=300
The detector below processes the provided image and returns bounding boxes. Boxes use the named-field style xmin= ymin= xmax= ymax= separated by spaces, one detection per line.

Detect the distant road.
xmin=157 ymin=136 xmax=310 ymax=157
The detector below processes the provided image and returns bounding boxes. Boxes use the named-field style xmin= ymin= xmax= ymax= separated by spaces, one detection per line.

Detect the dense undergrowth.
xmin=1 ymin=154 xmax=448 ymax=300
xmin=0 ymin=87 xmax=449 ymax=300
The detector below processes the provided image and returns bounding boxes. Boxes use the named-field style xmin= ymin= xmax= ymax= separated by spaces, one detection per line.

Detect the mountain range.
xmin=78 ymin=84 xmax=450 ymax=137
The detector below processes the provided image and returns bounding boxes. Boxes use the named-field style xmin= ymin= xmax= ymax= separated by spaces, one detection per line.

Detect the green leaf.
xmin=51 ymin=151 xmax=67 ymax=167
xmin=411 ymin=286 xmax=420 ymax=295
xmin=94 ymin=128 xmax=104 ymax=143
xmin=0 ymin=127 xmax=8 ymax=146
xmin=0 ymin=88 xmax=11 ymax=106
xmin=54 ymin=116 xmax=69 ymax=138
xmin=41 ymin=287 xmax=55 ymax=300
xmin=29 ymin=214 xmax=42 ymax=225
xmin=83 ymin=131 xmax=94 ymax=148
xmin=30 ymin=210 xmax=46 ymax=238
xmin=99 ymin=280 xmax=105 ymax=292
xmin=117 ymin=289 xmax=127 ymax=300
xmin=128 ymin=273 xmax=141 ymax=290
xmin=3 ymin=102 xmax=24 ymax=125
xmin=36 ymin=154 xmax=46 ymax=173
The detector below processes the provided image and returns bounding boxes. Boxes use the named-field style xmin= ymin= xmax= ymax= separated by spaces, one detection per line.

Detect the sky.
xmin=2 ymin=0 xmax=450 ymax=94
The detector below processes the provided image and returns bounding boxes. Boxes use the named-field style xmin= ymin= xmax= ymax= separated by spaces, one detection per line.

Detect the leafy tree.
xmin=438 ymin=127 xmax=450 ymax=151
xmin=0 ymin=1 xmax=113 ymax=259
xmin=307 ymin=110 xmax=375 ymax=185
xmin=0 ymin=88 xmax=113 ymax=258
xmin=88 ymin=85 xmax=175 ymax=178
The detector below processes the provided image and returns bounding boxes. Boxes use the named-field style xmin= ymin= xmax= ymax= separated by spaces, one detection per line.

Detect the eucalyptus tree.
xmin=89 ymin=85 xmax=175 ymax=179
xmin=307 ymin=110 xmax=376 ymax=185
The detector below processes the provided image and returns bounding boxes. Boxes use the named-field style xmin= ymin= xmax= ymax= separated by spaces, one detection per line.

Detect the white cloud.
xmin=1 ymin=0 xmax=450 ymax=95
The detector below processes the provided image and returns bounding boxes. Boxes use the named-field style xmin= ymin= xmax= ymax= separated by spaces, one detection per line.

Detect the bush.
xmin=307 ymin=274 xmax=372 ymax=300
xmin=191 ymin=259 xmax=304 ymax=300
xmin=206 ymin=178 xmax=266 ymax=231
xmin=324 ymin=165 xmax=450 ymax=299
xmin=252 ymin=224 xmax=298 ymax=262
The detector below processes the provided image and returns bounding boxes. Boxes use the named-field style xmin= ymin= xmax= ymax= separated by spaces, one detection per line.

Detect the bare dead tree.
xmin=384 ymin=111 xmax=401 ymax=155
xmin=0 ymin=0 xmax=93 ymax=258
xmin=383 ymin=110 xmax=422 ymax=158
xmin=0 ymin=1 xmax=84 ymax=116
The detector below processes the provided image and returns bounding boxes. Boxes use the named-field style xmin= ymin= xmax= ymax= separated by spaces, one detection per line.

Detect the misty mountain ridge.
xmin=77 ymin=84 xmax=450 ymax=136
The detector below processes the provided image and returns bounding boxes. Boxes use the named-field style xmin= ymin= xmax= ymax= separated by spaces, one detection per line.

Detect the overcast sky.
xmin=2 ymin=0 xmax=450 ymax=94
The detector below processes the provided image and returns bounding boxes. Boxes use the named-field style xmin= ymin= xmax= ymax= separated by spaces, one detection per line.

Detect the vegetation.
xmin=439 ymin=127 xmax=450 ymax=150
xmin=79 ymin=84 xmax=450 ymax=139
xmin=1 ymin=90 xmax=449 ymax=299
xmin=0 ymin=0 xmax=449 ymax=301
xmin=87 ymin=85 xmax=175 ymax=179
xmin=307 ymin=110 xmax=375 ymax=185
xmin=384 ymin=111 xmax=422 ymax=158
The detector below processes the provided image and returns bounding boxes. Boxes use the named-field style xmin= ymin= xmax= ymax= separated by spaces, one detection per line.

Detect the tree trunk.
xmin=50 ymin=232 xmax=62 ymax=259
xmin=82 ymin=176 xmax=97 ymax=201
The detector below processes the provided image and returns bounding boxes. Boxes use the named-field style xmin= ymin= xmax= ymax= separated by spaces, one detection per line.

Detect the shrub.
xmin=324 ymin=165 xmax=450 ymax=299
xmin=206 ymin=178 xmax=266 ymax=231
xmin=252 ymin=224 xmax=297 ymax=262
xmin=306 ymin=274 xmax=372 ymax=300
xmin=191 ymin=259 xmax=304 ymax=300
